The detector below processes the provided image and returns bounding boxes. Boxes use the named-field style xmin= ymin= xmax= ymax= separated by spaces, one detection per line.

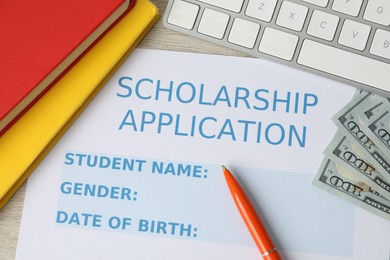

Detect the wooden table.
xmin=0 ymin=1 xmax=247 ymax=259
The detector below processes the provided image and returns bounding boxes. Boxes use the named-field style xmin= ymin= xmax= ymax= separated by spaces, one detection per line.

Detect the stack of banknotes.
xmin=313 ymin=91 xmax=390 ymax=221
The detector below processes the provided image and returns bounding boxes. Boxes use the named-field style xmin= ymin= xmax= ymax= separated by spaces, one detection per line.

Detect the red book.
xmin=0 ymin=0 xmax=132 ymax=135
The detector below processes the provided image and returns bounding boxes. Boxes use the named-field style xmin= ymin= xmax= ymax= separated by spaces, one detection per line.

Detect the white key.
xmin=259 ymin=27 xmax=299 ymax=60
xmin=302 ymin=0 xmax=329 ymax=7
xmin=198 ymin=0 xmax=244 ymax=12
xmin=167 ymin=0 xmax=200 ymax=30
xmin=298 ymin=40 xmax=390 ymax=92
xmin=363 ymin=0 xmax=390 ymax=26
xmin=198 ymin=9 xmax=230 ymax=39
xmin=307 ymin=10 xmax=339 ymax=41
xmin=276 ymin=1 xmax=308 ymax=32
xmin=370 ymin=29 xmax=390 ymax=60
xmin=245 ymin=0 xmax=277 ymax=22
xmin=338 ymin=19 xmax=371 ymax=51
xmin=332 ymin=0 xmax=363 ymax=16
xmin=228 ymin=18 xmax=260 ymax=48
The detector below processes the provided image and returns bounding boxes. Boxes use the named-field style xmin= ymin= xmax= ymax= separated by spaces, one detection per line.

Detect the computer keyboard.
xmin=163 ymin=0 xmax=390 ymax=96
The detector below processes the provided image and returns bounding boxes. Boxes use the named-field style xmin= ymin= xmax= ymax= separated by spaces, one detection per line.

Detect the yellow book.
xmin=0 ymin=0 xmax=159 ymax=209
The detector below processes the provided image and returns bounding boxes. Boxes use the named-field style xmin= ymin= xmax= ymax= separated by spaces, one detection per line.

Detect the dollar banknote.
xmin=313 ymin=157 xmax=390 ymax=221
xmin=324 ymin=131 xmax=390 ymax=199
xmin=332 ymin=92 xmax=390 ymax=182
xmin=357 ymin=91 xmax=388 ymax=122
xmin=358 ymin=95 xmax=390 ymax=161
xmin=367 ymin=110 xmax=390 ymax=158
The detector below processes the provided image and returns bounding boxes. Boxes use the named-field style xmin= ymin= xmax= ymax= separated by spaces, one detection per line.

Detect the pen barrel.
xmin=224 ymin=169 xmax=281 ymax=260
xmin=234 ymin=186 xmax=280 ymax=259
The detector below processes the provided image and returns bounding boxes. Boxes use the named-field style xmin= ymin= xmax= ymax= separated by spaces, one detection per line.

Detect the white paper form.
xmin=16 ymin=49 xmax=390 ymax=260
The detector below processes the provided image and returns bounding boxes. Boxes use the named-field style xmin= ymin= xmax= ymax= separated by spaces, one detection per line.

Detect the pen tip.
xmin=221 ymin=165 xmax=226 ymax=171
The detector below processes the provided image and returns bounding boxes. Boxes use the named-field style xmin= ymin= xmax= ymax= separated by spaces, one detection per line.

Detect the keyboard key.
xmin=307 ymin=10 xmax=339 ymax=41
xmin=363 ymin=0 xmax=390 ymax=26
xmin=332 ymin=0 xmax=363 ymax=16
xmin=276 ymin=1 xmax=308 ymax=32
xmin=302 ymin=0 xmax=329 ymax=7
xmin=198 ymin=8 xmax=230 ymax=39
xmin=298 ymin=39 xmax=390 ymax=92
xmin=163 ymin=0 xmax=390 ymax=95
xmin=228 ymin=18 xmax=260 ymax=48
xmin=167 ymin=0 xmax=199 ymax=30
xmin=259 ymin=27 xmax=298 ymax=60
xmin=338 ymin=19 xmax=371 ymax=51
xmin=198 ymin=0 xmax=244 ymax=12
xmin=370 ymin=29 xmax=390 ymax=60
xmin=245 ymin=0 xmax=277 ymax=22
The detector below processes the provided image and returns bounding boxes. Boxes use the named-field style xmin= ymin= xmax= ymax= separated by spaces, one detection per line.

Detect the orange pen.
xmin=222 ymin=165 xmax=282 ymax=260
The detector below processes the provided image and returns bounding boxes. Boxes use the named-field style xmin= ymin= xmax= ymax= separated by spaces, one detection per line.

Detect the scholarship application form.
xmin=16 ymin=49 xmax=389 ymax=260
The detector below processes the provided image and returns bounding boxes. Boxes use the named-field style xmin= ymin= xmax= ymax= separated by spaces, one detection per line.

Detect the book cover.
xmin=0 ymin=0 xmax=160 ymax=209
xmin=0 ymin=0 xmax=132 ymax=134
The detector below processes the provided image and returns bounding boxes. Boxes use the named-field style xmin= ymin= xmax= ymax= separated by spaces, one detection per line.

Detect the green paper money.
xmin=333 ymin=92 xmax=390 ymax=182
xmin=313 ymin=158 xmax=390 ymax=221
xmin=324 ymin=131 xmax=390 ymax=199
